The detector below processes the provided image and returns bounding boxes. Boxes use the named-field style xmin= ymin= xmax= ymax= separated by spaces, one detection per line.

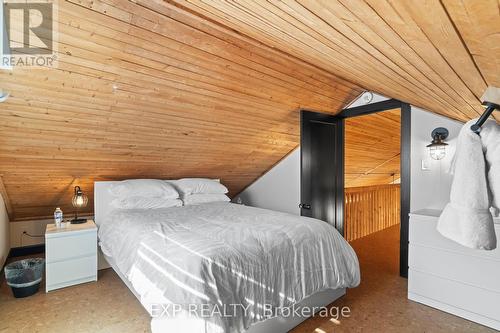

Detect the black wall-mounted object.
xmin=472 ymin=86 xmax=500 ymax=134
xmin=429 ymin=127 xmax=449 ymax=142
xmin=471 ymin=103 xmax=498 ymax=134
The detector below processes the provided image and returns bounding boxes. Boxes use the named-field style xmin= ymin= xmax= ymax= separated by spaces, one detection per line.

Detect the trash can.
xmin=4 ymin=258 xmax=45 ymax=298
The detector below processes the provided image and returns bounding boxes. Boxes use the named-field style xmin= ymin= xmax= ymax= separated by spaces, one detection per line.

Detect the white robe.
xmin=437 ymin=119 xmax=500 ymax=250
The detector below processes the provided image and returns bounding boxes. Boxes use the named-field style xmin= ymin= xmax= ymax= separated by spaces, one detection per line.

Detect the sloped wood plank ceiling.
xmin=173 ymin=0 xmax=499 ymax=122
xmin=1 ymin=0 xmax=498 ymax=220
xmin=0 ymin=0 xmax=361 ymax=220
xmin=345 ymin=109 xmax=400 ymax=188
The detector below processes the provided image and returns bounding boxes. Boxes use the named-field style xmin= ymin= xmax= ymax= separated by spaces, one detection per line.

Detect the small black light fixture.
xmin=427 ymin=127 xmax=449 ymax=160
xmin=71 ymin=186 xmax=88 ymax=224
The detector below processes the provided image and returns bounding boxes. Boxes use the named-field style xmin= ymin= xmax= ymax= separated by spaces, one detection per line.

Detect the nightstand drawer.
xmin=46 ymin=255 xmax=97 ymax=290
xmin=46 ymin=232 xmax=96 ymax=263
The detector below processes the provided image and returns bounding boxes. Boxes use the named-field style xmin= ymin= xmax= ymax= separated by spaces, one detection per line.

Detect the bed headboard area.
xmin=94 ymin=181 xmax=118 ymax=226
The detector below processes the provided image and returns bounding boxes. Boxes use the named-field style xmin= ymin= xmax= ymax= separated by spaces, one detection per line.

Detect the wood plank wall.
xmin=345 ymin=184 xmax=400 ymax=242
xmin=0 ymin=0 xmax=361 ymax=220
xmin=3 ymin=0 xmax=495 ymax=220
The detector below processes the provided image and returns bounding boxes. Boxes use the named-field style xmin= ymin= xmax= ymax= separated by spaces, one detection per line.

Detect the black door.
xmin=300 ymin=110 xmax=344 ymax=235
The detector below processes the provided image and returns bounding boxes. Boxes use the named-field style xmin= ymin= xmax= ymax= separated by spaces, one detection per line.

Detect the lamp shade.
xmin=427 ymin=144 xmax=447 ymax=160
xmin=72 ymin=186 xmax=88 ymax=208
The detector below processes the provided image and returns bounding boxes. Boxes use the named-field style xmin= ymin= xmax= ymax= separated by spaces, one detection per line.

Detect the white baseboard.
xmin=408 ymin=292 xmax=500 ymax=331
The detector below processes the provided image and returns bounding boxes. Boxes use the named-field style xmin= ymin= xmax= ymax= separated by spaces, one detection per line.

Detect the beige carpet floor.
xmin=0 ymin=225 xmax=495 ymax=333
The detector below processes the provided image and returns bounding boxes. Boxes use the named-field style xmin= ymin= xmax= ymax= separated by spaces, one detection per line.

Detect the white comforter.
xmin=99 ymin=202 xmax=360 ymax=333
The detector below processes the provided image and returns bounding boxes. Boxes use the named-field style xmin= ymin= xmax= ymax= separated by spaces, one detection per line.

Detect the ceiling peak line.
xmin=332 ymin=0 xmax=478 ymax=120
xmin=212 ymin=0 xmax=464 ymax=116
xmin=361 ymin=0 xmax=482 ymax=118
xmin=291 ymin=0 xmax=474 ymax=121
xmin=392 ymin=0 xmax=486 ymax=111
xmin=242 ymin=0 xmax=458 ymax=110
xmin=176 ymin=0 xmax=484 ymax=121
xmin=438 ymin=0 xmax=489 ymax=89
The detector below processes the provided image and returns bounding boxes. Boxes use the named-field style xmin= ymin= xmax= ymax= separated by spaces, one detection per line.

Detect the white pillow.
xmin=182 ymin=193 xmax=231 ymax=205
xmin=111 ymin=197 xmax=182 ymax=209
xmin=109 ymin=179 xmax=179 ymax=199
xmin=171 ymin=178 xmax=228 ymax=195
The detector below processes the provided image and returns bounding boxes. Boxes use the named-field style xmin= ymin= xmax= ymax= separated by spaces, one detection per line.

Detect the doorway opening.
xmin=300 ymin=99 xmax=410 ymax=278
xmin=344 ymin=108 xmax=401 ymax=276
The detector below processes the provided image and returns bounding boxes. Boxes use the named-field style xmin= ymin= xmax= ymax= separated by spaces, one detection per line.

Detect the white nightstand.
xmin=45 ymin=220 xmax=97 ymax=292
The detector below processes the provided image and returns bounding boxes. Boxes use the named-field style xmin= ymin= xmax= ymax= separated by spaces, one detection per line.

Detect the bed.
xmin=94 ymin=181 xmax=360 ymax=333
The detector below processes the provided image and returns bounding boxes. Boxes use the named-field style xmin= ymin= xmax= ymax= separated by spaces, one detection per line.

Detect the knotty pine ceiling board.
xmin=173 ymin=0 xmax=499 ymax=122
xmin=5 ymin=0 xmax=497 ymax=220
xmin=0 ymin=0 xmax=362 ymax=219
xmin=345 ymin=109 xmax=401 ymax=188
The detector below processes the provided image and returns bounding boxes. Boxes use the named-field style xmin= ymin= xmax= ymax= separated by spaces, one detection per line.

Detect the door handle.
xmin=299 ymin=203 xmax=311 ymax=210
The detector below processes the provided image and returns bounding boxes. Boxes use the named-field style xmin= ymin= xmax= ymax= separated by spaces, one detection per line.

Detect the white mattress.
xmin=99 ymin=202 xmax=360 ymax=333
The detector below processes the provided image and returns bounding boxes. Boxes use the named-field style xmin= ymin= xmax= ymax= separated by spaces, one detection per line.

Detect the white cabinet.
xmin=408 ymin=209 xmax=500 ymax=330
xmin=45 ymin=220 xmax=97 ymax=292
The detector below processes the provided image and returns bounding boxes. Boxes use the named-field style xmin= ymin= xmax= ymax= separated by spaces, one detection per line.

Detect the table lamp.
xmin=71 ymin=186 xmax=88 ymax=224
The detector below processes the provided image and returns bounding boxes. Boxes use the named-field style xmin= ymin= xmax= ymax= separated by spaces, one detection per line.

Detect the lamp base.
xmin=70 ymin=218 xmax=87 ymax=224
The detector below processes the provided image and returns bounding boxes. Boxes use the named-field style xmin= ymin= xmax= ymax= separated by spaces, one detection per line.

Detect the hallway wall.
xmin=410 ymin=107 xmax=463 ymax=211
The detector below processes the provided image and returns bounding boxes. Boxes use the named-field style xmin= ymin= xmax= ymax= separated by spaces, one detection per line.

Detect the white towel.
xmin=481 ymin=120 xmax=500 ymax=216
xmin=437 ymin=119 xmax=499 ymax=250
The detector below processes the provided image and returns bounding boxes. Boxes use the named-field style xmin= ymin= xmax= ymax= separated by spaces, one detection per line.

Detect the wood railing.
xmin=345 ymin=184 xmax=400 ymax=242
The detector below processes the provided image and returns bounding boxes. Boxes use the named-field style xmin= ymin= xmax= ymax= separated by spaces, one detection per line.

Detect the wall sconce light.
xmin=71 ymin=186 xmax=88 ymax=224
xmin=427 ymin=127 xmax=449 ymax=160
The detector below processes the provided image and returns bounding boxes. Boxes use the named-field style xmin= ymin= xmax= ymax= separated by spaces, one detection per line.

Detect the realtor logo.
xmin=1 ymin=0 xmax=58 ymax=68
